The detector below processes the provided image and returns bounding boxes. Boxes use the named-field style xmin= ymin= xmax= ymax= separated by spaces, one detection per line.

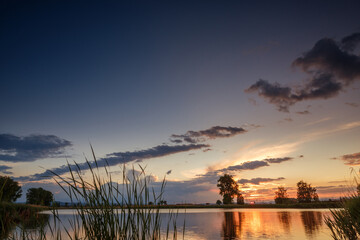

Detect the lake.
xmin=33 ymin=208 xmax=334 ymax=239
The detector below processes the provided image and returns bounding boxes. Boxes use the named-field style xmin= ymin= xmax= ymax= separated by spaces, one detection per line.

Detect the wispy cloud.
xmin=0 ymin=134 xmax=72 ymax=162
xmin=16 ymin=124 xmax=254 ymax=182
xmin=303 ymin=121 xmax=360 ymax=141
xmin=332 ymin=152 xmax=360 ymax=166
xmin=171 ymin=126 xmax=247 ymax=143
xmin=246 ymin=32 xmax=360 ymax=112
xmin=304 ymin=117 xmax=332 ymax=126
xmin=16 ymin=143 xmax=209 ymax=182
xmin=296 ymin=110 xmax=310 ymax=115
xmin=238 ymin=177 xmax=285 ymax=185
xmin=345 ymin=102 xmax=358 ymax=108
xmin=224 ymin=157 xmax=293 ymax=172
xmin=316 ymin=185 xmax=349 ymax=196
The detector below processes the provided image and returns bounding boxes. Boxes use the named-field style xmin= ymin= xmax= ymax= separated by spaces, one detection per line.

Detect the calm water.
xmin=35 ymin=208 xmax=333 ymax=240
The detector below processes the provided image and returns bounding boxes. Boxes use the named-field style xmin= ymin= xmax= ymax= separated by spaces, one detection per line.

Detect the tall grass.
xmin=3 ymin=146 xmax=183 ymax=240
xmin=48 ymin=146 xmax=183 ymax=240
xmin=325 ymin=169 xmax=360 ymax=240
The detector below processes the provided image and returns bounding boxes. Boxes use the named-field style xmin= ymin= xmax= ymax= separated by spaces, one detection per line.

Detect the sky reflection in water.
xmin=36 ymin=208 xmax=332 ymax=240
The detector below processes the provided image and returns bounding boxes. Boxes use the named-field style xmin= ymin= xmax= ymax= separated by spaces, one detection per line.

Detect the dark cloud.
xmin=341 ymin=32 xmax=360 ymax=52
xmin=203 ymin=148 xmax=212 ymax=152
xmin=299 ymin=155 xmax=304 ymax=158
xmin=345 ymin=102 xmax=358 ymax=107
xmin=246 ymin=33 xmax=360 ymax=112
xmin=284 ymin=118 xmax=293 ymax=122
xmin=333 ymin=152 xmax=360 ymax=166
xmin=17 ymin=143 xmax=209 ymax=181
xmin=296 ymin=110 xmax=310 ymax=115
xmin=238 ymin=177 xmax=285 ymax=185
xmin=245 ymin=79 xmax=294 ymax=112
xmin=218 ymin=157 xmax=294 ymax=174
xmin=224 ymin=160 xmax=269 ymax=171
xmin=264 ymin=157 xmax=293 ymax=163
xmin=0 ymin=134 xmax=72 ymax=162
xmin=0 ymin=165 xmax=12 ymax=174
xmin=293 ymin=36 xmax=360 ymax=85
xmin=171 ymin=126 xmax=247 ymax=143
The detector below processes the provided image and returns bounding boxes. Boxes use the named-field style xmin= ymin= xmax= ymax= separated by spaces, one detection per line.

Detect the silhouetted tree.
xmin=0 ymin=176 xmax=22 ymax=202
xmin=236 ymin=193 xmax=244 ymax=205
xmin=217 ymin=174 xmax=240 ymax=204
xmin=216 ymin=199 xmax=222 ymax=205
xmin=275 ymin=186 xmax=288 ymax=204
xmin=357 ymin=184 xmax=360 ymax=196
xmin=297 ymin=180 xmax=318 ymax=203
xmin=26 ymin=187 xmax=53 ymax=206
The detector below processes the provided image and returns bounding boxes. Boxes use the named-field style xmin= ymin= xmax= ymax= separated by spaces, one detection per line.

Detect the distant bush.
xmin=26 ymin=187 xmax=53 ymax=206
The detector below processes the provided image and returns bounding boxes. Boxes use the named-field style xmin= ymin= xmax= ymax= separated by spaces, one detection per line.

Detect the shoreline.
xmin=50 ymin=201 xmax=341 ymax=210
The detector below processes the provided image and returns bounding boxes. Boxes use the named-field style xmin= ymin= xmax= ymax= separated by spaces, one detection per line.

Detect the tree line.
xmin=217 ymin=174 xmax=321 ymax=204
xmin=0 ymin=176 xmax=53 ymax=206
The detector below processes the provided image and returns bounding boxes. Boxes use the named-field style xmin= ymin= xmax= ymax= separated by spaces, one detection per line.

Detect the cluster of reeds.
xmin=325 ymin=169 xmax=360 ymax=240
xmin=0 ymin=202 xmax=48 ymax=240
xmin=3 ymin=146 xmax=183 ymax=240
xmin=47 ymin=146 xmax=183 ymax=240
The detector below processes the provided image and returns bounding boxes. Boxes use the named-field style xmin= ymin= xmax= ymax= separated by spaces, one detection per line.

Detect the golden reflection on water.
xmin=35 ymin=209 xmax=332 ymax=240
xmin=216 ymin=209 xmax=330 ymax=240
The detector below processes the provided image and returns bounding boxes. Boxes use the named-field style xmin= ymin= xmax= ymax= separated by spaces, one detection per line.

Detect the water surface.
xmin=38 ymin=208 xmax=333 ymax=239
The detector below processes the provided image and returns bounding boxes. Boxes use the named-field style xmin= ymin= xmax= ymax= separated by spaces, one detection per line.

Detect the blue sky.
xmin=1 ymin=1 xmax=360 ymax=203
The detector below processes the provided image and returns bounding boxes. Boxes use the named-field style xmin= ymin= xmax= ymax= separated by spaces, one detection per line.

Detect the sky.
xmin=1 ymin=0 xmax=360 ymax=203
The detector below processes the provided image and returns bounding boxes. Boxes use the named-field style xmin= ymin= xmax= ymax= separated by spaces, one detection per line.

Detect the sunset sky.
xmin=1 ymin=1 xmax=360 ymax=203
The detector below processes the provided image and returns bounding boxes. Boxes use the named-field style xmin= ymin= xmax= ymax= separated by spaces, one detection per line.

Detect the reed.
xmin=325 ymin=169 xmax=360 ymax=240
xmin=4 ymin=146 xmax=183 ymax=240
xmin=47 ymin=145 xmax=182 ymax=240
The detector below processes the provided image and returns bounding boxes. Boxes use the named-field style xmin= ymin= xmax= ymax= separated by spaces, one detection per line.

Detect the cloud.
xmin=238 ymin=177 xmax=285 ymax=185
xmin=0 ymin=165 xmax=12 ymax=174
xmin=245 ymin=79 xmax=295 ymax=112
xmin=345 ymin=102 xmax=358 ymax=107
xmin=340 ymin=32 xmax=360 ymax=52
xmin=296 ymin=110 xmax=310 ymax=115
xmin=316 ymin=185 xmax=349 ymax=196
xmin=215 ymin=157 xmax=294 ymax=175
xmin=170 ymin=139 xmax=183 ymax=144
xmin=328 ymin=180 xmax=347 ymax=184
xmin=223 ymin=160 xmax=269 ymax=171
xmin=264 ymin=157 xmax=293 ymax=163
xmin=171 ymin=126 xmax=247 ymax=143
xmin=304 ymin=117 xmax=332 ymax=126
xmin=0 ymin=134 xmax=72 ymax=162
xmin=161 ymin=156 xmax=294 ymax=202
xmin=246 ymin=32 xmax=360 ymax=112
xmin=17 ymin=143 xmax=209 ymax=181
xmin=333 ymin=152 xmax=360 ymax=166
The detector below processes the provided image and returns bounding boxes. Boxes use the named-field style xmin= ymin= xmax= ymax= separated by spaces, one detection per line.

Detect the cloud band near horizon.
xmin=16 ymin=143 xmax=209 ymax=182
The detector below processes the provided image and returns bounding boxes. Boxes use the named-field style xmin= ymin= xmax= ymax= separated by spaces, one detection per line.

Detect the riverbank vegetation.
xmin=325 ymin=169 xmax=360 ymax=239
